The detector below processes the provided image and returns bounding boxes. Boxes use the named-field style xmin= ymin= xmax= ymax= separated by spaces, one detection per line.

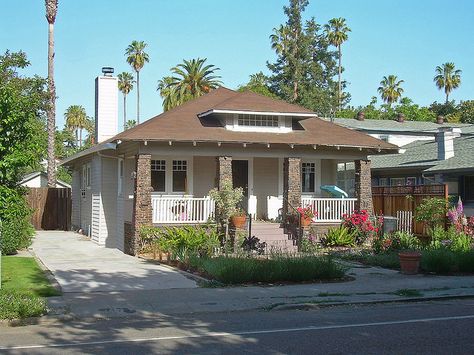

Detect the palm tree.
xmin=117 ymin=72 xmax=134 ymax=131
xmin=157 ymin=58 xmax=222 ymax=111
xmin=377 ymin=75 xmax=404 ymax=108
xmin=45 ymin=0 xmax=58 ymax=187
xmin=64 ymin=105 xmax=88 ymax=148
xmin=434 ymin=62 xmax=462 ymax=103
xmin=125 ymin=120 xmax=137 ymax=130
xmin=324 ymin=17 xmax=351 ymax=110
xmin=125 ymin=41 xmax=149 ymax=124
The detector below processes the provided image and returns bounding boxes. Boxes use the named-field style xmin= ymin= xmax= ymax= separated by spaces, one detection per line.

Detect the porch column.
xmin=216 ymin=156 xmax=233 ymax=189
xmin=128 ymin=153 xmax=152 ymax=255
xmin=354 ymin=159 xmax=374 ymax=216
xmin=283 ymin=157 xmax=301 ymax=217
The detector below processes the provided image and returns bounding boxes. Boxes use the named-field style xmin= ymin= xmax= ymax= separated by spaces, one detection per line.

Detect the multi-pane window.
xmin=151 ymin=160 xmax=166 ymax=192
xmin=378 ymin=178 xmax=388 ymax=187
xmin=81 ymin=163 xmax=91 ymax=198
xmin=463 ymin=176 xmax=474 ymax=203
xmin=390 ymin=177 xmax=405 ymax=186
xmin=172 ymin=160 xmax=187 ymax=192
xmin=302 ymin=162 xmax=315 ymax=193
xmin=237 ymin=114 xmax=279 ymax=127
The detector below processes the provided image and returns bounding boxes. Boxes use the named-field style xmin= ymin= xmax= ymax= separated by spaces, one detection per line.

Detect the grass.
xmin=189 ymin=255 xmax=346 ymax=285
xmin=1 ymin=256 xmax=60 ymax=320
xmin=341 ymin=251 xmax=400 ymax=270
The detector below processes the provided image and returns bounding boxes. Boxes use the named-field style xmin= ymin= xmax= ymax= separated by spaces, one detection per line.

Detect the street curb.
xmin=137 ymin=256 xmax=209 ymax=284
xmin=28 ymin=248 xmax=63 ymax=294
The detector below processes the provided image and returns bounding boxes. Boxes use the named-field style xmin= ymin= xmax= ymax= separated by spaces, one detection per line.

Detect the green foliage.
xmin=433 ymin=62 xmax=462 ymax=103
xmin=208 ymin=181 xmax=244 ymax=227
xmin=414 ymin=197 xmax=447 ymax=231
xmin=343 ymin=251 xmax=400 ymax=269
xmin=457 ymin=100 xmax=474 ymax=124
xmin=457 ymin=251 xmax=474 ymax=273
xmin=323 ymin=226 xmax=355 ymax=247
xmin=372 ymin=231 xmax=422 ymax=254
xmin=0 ymin=290 xmax=46 ymax=319
xmin=238 ymin=72 xmax=278 ymax=99
xmin=0 ymin=187 xmax=34 ymax=255
xmin=189 ymin=255 xmax=346 ymax=284
xmin=377 ymin=75 xmax=404 ymax=107
xmin=139 ymin=225 xmax=219 ymax=261
xmin=300 ymin=234 xmax=319 ymax=253
xmin=421 ymin=249 xmax=455 ymax=274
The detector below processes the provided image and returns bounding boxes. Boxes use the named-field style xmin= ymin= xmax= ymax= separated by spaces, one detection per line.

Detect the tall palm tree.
xmin=125 ymin=40 xmax=149 ymax=124
xmin=45 ymin=0 xmax=58 ymax=187
xmin=157 ymin=58 xmax=222 ymax=111
xmin=117 ymin=72 xmax=134 ymax=131
xmin=434 ymin=62 xmax=462 ymax=103
xmin=377 ymin=75 xmax=404 ymax=108
xmin=324 ymin=17 xmax=351 ymax=110
xmin=64 ymin=105 xmax=88 ymax=148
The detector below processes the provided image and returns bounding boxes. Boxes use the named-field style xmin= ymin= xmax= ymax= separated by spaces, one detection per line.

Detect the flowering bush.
xmin=447 ymin=198 xmax=474 ymax=238
xmin=297 ymin=206 xmax=317 ymax=220
xmin=342 ymin=210 xmax=382 ymax=245
xmin=301 ymin=234 xmax=319 ymax=253
xmin=372 ymin=231 xmax=422 ymax=254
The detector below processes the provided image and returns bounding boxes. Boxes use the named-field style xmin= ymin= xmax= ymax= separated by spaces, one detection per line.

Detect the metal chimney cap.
xmin=101 ymin=67 xmax=114 ymax=76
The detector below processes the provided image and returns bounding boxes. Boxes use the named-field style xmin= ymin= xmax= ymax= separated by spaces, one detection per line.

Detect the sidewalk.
xmin=44 ymin=262 xmax=474 ymax=322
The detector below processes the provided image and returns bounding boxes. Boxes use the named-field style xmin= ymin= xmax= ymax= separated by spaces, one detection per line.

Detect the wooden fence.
xmin=372 ymin=184 xmax=448 ymax=235
xmin=26 ymin=188 xmax=71 ymax=230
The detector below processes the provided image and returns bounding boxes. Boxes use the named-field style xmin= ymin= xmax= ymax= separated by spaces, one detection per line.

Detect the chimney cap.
xmin=101 ymin=67 xmax=114 ymax=76
xmin=356 ymin=111 xmax=365 ymax=121
xmin=436 ymin=115 xmax=444 ymax=124
xmin=396 ymin=113 xmax=405 ymax=123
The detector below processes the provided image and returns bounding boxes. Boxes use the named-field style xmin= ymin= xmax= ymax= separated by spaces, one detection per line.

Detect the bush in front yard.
xmin=421 ymin=249 xmax=455 ymax=274
xmin=189 ymin=256 xmax=346 ymax=284
xmin=0 ymin=290 xmax=47 ymax=320
xmin=0 ymin=186 xmax=35 ymax=255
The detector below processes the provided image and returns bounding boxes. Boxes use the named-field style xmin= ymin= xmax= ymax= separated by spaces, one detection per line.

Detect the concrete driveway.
xmin=32 ymin=231 xmax=197 ymax=293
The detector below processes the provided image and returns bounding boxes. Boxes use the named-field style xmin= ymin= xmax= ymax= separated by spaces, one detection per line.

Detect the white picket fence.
xmin=396 ymin=210 xmax=413 ymax=233
xmin=301 ymin=197 xmax=357 ymax=222
xmin=151 ymin=196 xmax=215 ymax=224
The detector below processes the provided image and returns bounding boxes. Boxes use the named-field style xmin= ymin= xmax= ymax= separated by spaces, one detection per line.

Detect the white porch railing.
xmin=301 ymin=197 xmax=357 ymax=222
xmin=151 ymin=196 xmax=215 ymax=224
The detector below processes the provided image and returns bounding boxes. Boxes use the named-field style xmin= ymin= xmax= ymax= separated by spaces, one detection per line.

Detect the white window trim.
xmin=150 ymin=157 xmax=193 ymax=196
xmin=301 ymin=159 xmax=321 ymax=196
xmin=226 ymin=113 xmax=292 ymax=133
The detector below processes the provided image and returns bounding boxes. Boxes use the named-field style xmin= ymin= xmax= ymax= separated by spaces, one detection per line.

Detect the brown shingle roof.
xmin=113 ymin=87 xmax=396 ymax=150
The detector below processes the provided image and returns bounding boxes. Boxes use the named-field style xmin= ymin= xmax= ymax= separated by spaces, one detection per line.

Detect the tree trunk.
xmin=47 ymin=22 xmax=56 ymax=187
xmin=445 ymin=91 xmax=449 ymax=104
xmin=338 ymin=45 xmax=342 ymax=111
xmin=75 ymin=128 xmax=79 ymax=147
xmin=79 ymin=128 xmax=83 ymax=148
xmin=123 ymin=93 xmax=127 ymax=131
xmin=136 ymin=70 xmax=140 ymax=124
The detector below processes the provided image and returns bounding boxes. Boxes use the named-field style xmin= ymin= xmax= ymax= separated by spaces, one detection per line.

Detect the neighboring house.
xmin=19 ymin=171 xmax=71 ymax=189
xmin=330 ymin=116 xmax=474 ymax=216
xmin=62 ymin=86 xmax=396 ymax=255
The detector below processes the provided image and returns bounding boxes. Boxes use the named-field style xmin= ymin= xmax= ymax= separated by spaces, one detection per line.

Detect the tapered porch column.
xmin=216 ymin=156 xmax=233 ymax=189
xmin=354 ymin=159 xmax=374 ymax=216
xmin=128 ymin=153 xmax=152 ymax=255
xmin=283 ymin=157 xmax=301 ymax=218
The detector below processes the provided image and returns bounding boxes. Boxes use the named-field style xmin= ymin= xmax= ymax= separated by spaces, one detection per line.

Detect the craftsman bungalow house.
xmin=63 ymin=86 xmax=396 ymax=255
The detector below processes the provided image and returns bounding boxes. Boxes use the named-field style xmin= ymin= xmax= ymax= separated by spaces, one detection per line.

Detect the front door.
xmin=232 ymin=160 xmax=248 ymax=210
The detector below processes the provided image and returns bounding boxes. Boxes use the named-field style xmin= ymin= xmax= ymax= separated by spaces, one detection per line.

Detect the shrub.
xmin=415 ymin=197 xmax=448 ymax=232
xmin=0 ymin=187 xmax=34 ymax=255
xmin=241 ymin=236 xmax=266 ymax=255
xmin=457 ymin=251 xmax=474 ymax=273
xmin=343 ymin=251 xmax=400 ymax=269
xmin=0 ymin=290 xmax=46 ymax=320
xmin=373 ymin=231 xmax=422 ymax=254
xmin=300 ymin=234 xmax=319 ymax=253
xmin=208 ymin=181 xmax=243 ymax=228
xmin=342 ymin=210 xmax=381 ymax=245
xmin=323 ymin=226 xmax=355 ymax=247
xmin=421 ymin=249 xmax=455 ymax=274
xmin=190 ymin=256 xmax=346 ymax=284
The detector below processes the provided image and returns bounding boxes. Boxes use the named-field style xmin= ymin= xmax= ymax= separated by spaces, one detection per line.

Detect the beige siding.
xmin=71 ymin=169 xmax=81 ymax=228
xmin=193 ymin=156 xmax=216 ymax=197
xmin=253 ymin=157 xmax=279 ymax=219
xmin=321 ymin=159 xmax=337 ymax=187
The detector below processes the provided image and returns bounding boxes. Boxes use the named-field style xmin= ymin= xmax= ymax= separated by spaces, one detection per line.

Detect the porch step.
xmin=251 ymin=222 xmax=297 ymax=253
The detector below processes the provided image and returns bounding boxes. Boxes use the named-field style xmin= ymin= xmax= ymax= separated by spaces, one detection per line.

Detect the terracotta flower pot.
xmin=300 ymin=216 xmax=312 ymax=227
xmin=399 ymin=251 xmax=422 ymax=275
xmin=231 ymin=215 xmax=247 ymax=229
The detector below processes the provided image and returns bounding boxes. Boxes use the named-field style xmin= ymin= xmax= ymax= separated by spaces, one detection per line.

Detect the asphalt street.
xmin=1 ymin=299 xmax=474 ymax=354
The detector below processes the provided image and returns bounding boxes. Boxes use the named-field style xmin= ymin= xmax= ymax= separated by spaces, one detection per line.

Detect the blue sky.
xmin=1 ymin=0 xmax=473 ymax=128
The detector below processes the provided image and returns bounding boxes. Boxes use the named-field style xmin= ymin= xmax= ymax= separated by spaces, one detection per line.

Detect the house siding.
xmin=193 ymin=156 xmax=216 ymax=197
xmin=254 ymin=157 xmax=279 ymax=219
xmin=71 ymin=169 xmax=81 ymax=228
xmin=91 ymin=155 xmax=103 ymax=244
xmin=79 ymin=160 xmax=92 ymax=236
xmin=321 ymin=159 xmax=337 ymax=190
xmin=101 ymin=157 xmax=118 ymax=248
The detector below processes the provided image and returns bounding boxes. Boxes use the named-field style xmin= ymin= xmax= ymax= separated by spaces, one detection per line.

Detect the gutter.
xmin=60 ymin=142 xmax=117 ymax=166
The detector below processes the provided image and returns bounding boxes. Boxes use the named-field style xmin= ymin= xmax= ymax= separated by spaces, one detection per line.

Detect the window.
xmin=463 ymin=176 xmax=474 ymax=202
xmin=172 ymin=160 xmax=187 ymax=192
xmin=390 ymin=177 xmax=405 ymax=186
xmin=379 ymin=178 xmax=388 ymax=187
xmin=118 ymin=159 xmax=124 ymax=196
xmin=151 ymin=160 xmax=166 ymax=192
xmin=406 ymin=177 xmax=416 ymax=186
xmin=81 ymin=163 xmax=91 ymax=198
xmin=237 ymin=114 xmax=279 ymax=127
xmin=302 ymin=162 xmax=315 ymax=193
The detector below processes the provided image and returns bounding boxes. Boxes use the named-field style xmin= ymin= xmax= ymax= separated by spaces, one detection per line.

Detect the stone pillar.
xmin=216 ymin=156 xmax=233 ymax=189
xmin=128 ymin=154 xmax=152 ymax=255
xmin=354 ymin=159 xmax=374 ymax=216
xmin=283 ymin=157 xmax=301 ymax=218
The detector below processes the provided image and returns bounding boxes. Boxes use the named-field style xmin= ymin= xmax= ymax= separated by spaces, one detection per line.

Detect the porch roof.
xmin=113 ymin=87 xmax=397 ymax=151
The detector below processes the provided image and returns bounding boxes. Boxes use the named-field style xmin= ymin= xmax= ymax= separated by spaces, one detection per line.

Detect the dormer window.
xmin=237 ymin=114 xmax=279 ymax=127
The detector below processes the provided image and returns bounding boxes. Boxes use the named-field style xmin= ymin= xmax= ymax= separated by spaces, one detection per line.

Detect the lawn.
xmin=1 ymin=256 xmax=60 ymax=320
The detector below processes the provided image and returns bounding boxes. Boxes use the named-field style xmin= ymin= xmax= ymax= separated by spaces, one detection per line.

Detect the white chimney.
xmin=95 ymin=67 xmax=118 ymax=143
xmin=436 ymin=127 xmax=461 ymax=160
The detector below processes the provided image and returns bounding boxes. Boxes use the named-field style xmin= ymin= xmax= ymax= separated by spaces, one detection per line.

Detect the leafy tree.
xmin=396 ymin=97 xmax=436 ymax=122
xmin=64 ymin=105 xmax=89 ymax=147
xmin=125 ymin=119 xmax=137 ymax=129
xmin=324 ymin=17 xmax=351 ymax=110
xmin=434 ymin=62 xmax=462 ymax=104
xmin=117 ymin=72 xmax=134 ymax=131
xmin=267 ymin=1 xmax=342 ymax=116
xmin=457 ymin=100 xmax=474 ymax=124
xmin=429 ymin=100 xmax=457 ymax=118
xmin=45 ymin=0 xmax=58 ymax=187
xmin=237 ymin=72 xmax=277 ymax=98
xmin=377 ymin=75 xmax=404 ymax=108
xmin=125 ymin=40 xmax=149 ymax=124
xmin=157 ymin=58 xmax=222 ymax=111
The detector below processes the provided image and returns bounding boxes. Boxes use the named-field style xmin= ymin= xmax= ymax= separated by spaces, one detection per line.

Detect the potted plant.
xmin=209 ymin=181 xmax=244 ymax=237
xmin=398 ymin=250 xmax=422 ymax=275
xmin=297 ymin=206 xmax=316 ymax=227
xmin=231 ymin=208 xmax=247 ymax=229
